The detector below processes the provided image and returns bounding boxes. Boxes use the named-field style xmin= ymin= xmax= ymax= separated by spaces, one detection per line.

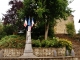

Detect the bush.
xmin=32 ymin=39 xmax=41 ymax=47
xmin=32 ymin=37 xmax=72 ymax=50
xmin=66 ymin=22 xmax=75 ymax=37
xmin=41 ymin=40 xmax=50 ymax=47
xmin=3 ymin=25 xmax=14 ymax=35
xmin=0 ymin=24 xmax=6 ymax=39
xmin=57 ymin=39 xmax=72 ymax=50
xmin=0 ymin=35 xmax=25 ymax=48
xmin=41 ymin=37 xmax=58 ymax=47
xmin=0 ymin=35 xmax=72 ymax=51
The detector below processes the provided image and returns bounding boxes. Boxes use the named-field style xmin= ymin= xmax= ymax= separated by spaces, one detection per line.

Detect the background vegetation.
xmin=66 ymin=22 xmax=76 ymax=37
xmin=2 ymin=0 xmax=72 ymax=40
xmin=0 ymin=0 xmax=75 ymax=52
xmin=0 ymin=35 xmax=72 ymax=51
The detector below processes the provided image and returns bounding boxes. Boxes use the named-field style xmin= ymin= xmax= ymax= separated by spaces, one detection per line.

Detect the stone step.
xmin=0 ymin=56 xmax=78 ymax=60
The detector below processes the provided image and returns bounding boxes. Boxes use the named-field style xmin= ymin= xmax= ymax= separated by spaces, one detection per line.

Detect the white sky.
xmin=0 ymin=0 xmax=80 ymax=33
xmin=68 ymin=0 xmax=80 ymax=33
xmin=0 ymin=0 xmax=11 ymax=19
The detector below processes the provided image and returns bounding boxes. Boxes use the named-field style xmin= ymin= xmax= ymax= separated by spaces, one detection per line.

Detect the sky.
xmin=68 ymin=0 xmax=80 ymax=33
xmin=0 ymin=0 xmax=80 ymax=33
xmin=0 ymin=0 xmax=11 ymax=19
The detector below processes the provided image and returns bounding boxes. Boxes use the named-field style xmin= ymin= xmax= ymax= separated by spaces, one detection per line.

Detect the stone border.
xmin=0 ymin=56 xmax=78 ymax=60
xmin=1 ymin=47 xmax=66 ymax=57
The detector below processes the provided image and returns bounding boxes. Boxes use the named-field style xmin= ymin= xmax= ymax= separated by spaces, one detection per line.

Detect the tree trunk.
xmin=45 ymin=22 xmax=49 ymax=40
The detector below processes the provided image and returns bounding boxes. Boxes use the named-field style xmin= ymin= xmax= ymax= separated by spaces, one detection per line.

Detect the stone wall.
xmin=54 ymin=15 xmax=74 ymax=34
xmin=2 ymin=47 xmax=66 ymax=57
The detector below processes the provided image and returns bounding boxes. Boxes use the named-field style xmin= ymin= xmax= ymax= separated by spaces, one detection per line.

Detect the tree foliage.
xmin=2 ymin=0 xmax=72 ymax=39
xmin=18 ymin=0 xmax=72 ymax=39
xmin=2 ymin=0 xmax=23 ymax=32
xmin=66 ymin=22 xmax=75 ymax=36
xmin=0 ymin=24 xmax=6 ymax=40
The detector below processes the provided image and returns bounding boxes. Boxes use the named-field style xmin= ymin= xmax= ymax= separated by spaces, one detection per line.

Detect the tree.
xmin=2 ymin=0 xmax=23 ymax=33
xmin=2 ymin=0 xmax=72 ymax=40
xmin=36 ymin=0 xmax=71 ymax=39
xmin=18 ymin=0 xmax=72 ymax=40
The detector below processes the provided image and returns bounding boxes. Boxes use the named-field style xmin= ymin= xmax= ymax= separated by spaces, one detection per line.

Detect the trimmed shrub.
xmin=0 ymin=35 xmax=25 ymax=48
xmin=57 ymin=39 xmax=72 ymax=50
xmin=0 ymin=35 xmax=72 ymax=51
xmin=32 ymin=39 xmax=41 ymax=47
xmin=41 ymin=38 xmax=58 ymax=47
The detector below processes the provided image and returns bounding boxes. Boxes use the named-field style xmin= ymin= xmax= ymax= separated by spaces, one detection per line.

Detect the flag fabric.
xmin=28 ymin=17 xmax=31 ymax=26
xmin=32 ymin=17 xmax=34 ymax=27
xmin=24 ymin=18 xmax=27 ymax=27
xmin=24 ymin=17 xmax=34 ymax=31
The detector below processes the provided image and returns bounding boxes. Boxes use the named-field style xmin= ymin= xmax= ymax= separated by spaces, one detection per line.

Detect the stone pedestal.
xmin=20 ymin=44 xmax=36 ymax=57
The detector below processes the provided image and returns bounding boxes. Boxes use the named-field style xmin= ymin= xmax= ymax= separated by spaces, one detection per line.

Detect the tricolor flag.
xmin=32 ymin=17 xmax=34 ymax=27
xmin=24 ymin=18 xmax=27 ymax=27
xmin=27 ymin=17 xmax=31 ymax=26
xmin=24 ymin=17 xmax=34 ymax=31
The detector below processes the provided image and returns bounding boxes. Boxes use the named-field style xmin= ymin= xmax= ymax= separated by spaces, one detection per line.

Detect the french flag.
xmin=24 ymin=17 xmax=34 ymax=27
xmin=32 ymin=17 xmax=34 ymax=27
xmin=24 ymin=18 xmax=27 ymax=27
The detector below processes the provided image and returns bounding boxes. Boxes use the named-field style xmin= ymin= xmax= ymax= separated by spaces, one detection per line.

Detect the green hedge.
xmin=0 ymin=35 xmax=72 ymax=50
xmin=0 ymin=35 xmax=25 ymax=48
xmin=32 ymin=37 xmax=72 ymax=50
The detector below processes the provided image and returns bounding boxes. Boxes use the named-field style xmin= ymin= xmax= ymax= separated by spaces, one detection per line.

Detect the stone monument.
xmin=20 ymin=16 xmax=36 ymax=57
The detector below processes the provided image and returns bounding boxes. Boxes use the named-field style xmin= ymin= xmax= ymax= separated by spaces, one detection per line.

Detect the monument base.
xmin=20 ymin=53 xmax=36 ymax=58
xmin=19 ymin=43 xmax=36 ymax=58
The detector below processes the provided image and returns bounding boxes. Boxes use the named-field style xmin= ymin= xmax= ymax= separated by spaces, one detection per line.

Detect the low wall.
xmin=33 ymin=47 xmax=66 ymax=57
xmin=2 ymin=47 xmax=66 ymax=57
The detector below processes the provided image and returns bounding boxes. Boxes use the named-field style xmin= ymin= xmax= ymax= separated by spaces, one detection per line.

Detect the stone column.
xmin=20 ymin=30 xmax=36 ymax=57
